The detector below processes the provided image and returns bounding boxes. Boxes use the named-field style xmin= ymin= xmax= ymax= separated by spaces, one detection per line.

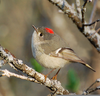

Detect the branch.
xmin=48 ymin=0 xmax=100 ymax=53
xmin=0 ymin=45 xmax=69 ymax=95
xmin=0 ymin=69 xmax=40 ymax=83
xmin=48 ymin=0 xmax=82 ymax=30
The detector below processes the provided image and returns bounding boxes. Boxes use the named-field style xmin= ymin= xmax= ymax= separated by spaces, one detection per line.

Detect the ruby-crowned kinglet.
xmin=31 ymin=25 xmax=95 ymax=80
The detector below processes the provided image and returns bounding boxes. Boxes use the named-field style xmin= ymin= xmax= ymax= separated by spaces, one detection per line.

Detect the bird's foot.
xmin=51 ymin=74 xmax=57 ymax=80
xmin=44 ymin=74 xmax=48 ymax=81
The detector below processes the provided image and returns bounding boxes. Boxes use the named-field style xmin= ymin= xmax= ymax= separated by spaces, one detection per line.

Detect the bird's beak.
xmin=32 ymin=25 xmax=38 ymax=33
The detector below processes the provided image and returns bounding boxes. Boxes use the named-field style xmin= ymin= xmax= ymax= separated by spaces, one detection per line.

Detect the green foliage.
xmin=66 ymin=69 xmax=80 ymax=92
xmin=30 ymin=58 xmax=44 ymax=72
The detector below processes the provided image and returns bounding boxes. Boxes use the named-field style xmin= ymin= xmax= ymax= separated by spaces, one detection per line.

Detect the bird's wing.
xmin=49 ymin=47 xmax=95 ymax=72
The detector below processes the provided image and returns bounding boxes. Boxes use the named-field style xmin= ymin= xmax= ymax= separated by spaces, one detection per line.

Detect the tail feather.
xmin=70 ymin=59 xmax=96 ymax=72
xmin=81 ymin=63 xmax=96 ymax=72
xmin=72 ymin=59 xmax=96 ymax=72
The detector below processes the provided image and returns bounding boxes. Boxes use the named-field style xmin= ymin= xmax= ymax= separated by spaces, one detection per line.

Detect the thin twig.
xmin=84 ymin=19 xmax=100 ymax=26
xmin=0 ymin=69 xmax=40 ymax=83
xmin=82 ymin=78 xmax=100 ymax=95
xmin=88 ymin=86 xmax=100 ymax=94
xmin=88 ymin=27 xmax=100 ymax=39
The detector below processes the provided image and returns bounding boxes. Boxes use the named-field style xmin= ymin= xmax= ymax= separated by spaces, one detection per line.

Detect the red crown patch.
xmin=45 ymin=28 xmax=54 ymax=34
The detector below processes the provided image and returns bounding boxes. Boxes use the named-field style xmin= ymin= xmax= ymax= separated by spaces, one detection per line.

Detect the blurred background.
xmin=0 ymin=0 xmax=100 ymax=96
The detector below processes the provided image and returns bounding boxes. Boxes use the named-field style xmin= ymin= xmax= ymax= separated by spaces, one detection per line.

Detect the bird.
xmin=31 ymin=25 xmax=96 ymax=80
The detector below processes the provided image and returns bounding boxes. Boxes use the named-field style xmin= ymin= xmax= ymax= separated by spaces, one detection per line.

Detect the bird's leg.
xmin=51 ymin=68 xmax=61 ymax=80
xmin=44 ymin=68 xmax=56 ymax=81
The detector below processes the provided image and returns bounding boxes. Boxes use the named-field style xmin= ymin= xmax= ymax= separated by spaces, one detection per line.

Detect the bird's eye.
xmin=38 ymin=32 xmax=43 ymax=37
xmin=40 ymin=33 xmax=43 ymax=36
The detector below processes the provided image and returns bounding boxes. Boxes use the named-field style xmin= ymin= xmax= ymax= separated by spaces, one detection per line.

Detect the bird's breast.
xmin=36 ymin=53 xmax=69 ymax=69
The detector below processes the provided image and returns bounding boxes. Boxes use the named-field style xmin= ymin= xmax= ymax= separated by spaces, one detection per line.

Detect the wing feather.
xmin=50 ymin=47 xmax=96 ymax=72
